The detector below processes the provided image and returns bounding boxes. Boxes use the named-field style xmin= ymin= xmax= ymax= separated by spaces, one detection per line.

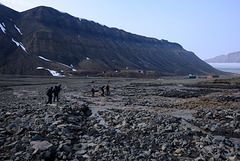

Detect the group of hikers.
xmin=46 ymin=84 xmax=110 ymax=104
xmin=91 ymin=85 xmax=110 ymax=97
xmin=46 ymin=84 xmax=61 ymax=104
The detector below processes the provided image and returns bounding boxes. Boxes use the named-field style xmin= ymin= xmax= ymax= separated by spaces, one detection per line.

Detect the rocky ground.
xmin=0 ymin=75 xmax=240 ymax=161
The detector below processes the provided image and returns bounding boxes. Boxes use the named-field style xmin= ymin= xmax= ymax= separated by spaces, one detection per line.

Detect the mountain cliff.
xmin=0 ymin=4 xmax=221 ymax=77
xmin=205 ymin=51 xmax=240 ymax=63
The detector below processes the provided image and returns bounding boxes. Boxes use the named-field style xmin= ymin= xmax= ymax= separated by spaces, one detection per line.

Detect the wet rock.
xmin=75 ymin=149 xmax=87 ymax=155
xmin=30 ymin=141 xmax=53 ymax=153
xmin=31 ymin=134 xmax=44 ymax=141
xmin=81 ymin=103 xmax=92 ymax=116
xmin=235 ymin=114 xmax=240 ymax=121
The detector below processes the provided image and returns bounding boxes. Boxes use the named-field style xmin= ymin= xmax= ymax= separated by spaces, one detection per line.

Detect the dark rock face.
xmin=0 ymin=5 xmax=221 ymax=76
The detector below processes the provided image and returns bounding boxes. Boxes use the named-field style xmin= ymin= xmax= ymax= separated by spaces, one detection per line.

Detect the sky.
xmin=1 ymin=0 xmax=240 ymax=60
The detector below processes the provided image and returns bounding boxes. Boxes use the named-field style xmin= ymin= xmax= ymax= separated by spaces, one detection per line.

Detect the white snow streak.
xmin=37 ymin=67 xmax=44 ymax=70
xmin=70 ymin=64 xmax=77 ymax=71
xmin=11 ymin=38 xmax=29 ymax=54
xmin=47 ymin=69 xmax=65 ymax=77
xmin=37 ymin=58 xmax=77 ymax=72
xmin=37 ymin=67 xmax=65 ymax=77
xmin=58 ymin=62 xmax=71 ymax=68
xmin=58 ymin=63 xmax=77 ymax=71
xmin=86 ymin=57 xmax=90 ymax=60
xmin=39 ymin=56 xmax=51 ymax=62
xmin=0 ymin=23 xmax=6 ymax=34
xmin=14 ymin=24 xmax=23 ymax=35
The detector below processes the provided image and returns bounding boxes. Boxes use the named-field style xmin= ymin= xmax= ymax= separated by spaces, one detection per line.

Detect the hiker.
xmin=106 ymin=85 xmax=110 ymax=95
xmin=53 ymin=84 xmax=61 ymax=102
xmin=91 ymin=86 xmax=96 ymax=97
xmin=101 ymin=86 xmax=105 ymax=96
xmin=46 ymin=87 xmax=53 ymax=104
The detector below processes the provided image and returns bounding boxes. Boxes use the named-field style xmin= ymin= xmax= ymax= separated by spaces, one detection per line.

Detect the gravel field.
xmin=0 ymin=75 xmax=240 ymax=160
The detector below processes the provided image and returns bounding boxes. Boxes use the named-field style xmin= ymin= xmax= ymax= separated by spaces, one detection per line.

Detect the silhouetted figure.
xmin=106 ymin=85 xmax=110 ymax=95
xmin=46 ymin=87 xmax=53 ymax=104
xmin=53 ymin=84 xmax=61 ymax=102
xmin=91 ymin=86 xmax=96 ymax=97
xmin=101 ymin=86 xmax=105 ymax=96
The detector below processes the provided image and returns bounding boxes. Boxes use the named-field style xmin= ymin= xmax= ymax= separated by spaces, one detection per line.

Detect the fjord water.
xmin=209 ymin=63 xmax=240 ymax=73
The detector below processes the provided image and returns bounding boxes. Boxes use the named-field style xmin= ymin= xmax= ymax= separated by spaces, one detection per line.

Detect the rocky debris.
xmin=0 ymin=77 xmax=240 ymax=160
xmin=159 ymin=88 xmax=218 ymax=98
xmin=0 ymin=99 xmax=89 ymax=160
xmin=190 ymin=108 xmax=240 ymax=138
xmin=1 ymin=101 xmax=239 ymax=160
xmin=217 ymin=95 xmax=240 ymax=102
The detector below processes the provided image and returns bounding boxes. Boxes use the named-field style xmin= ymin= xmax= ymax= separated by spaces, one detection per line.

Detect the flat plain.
xmin=0 ymin=75 xmax=240 ymax=160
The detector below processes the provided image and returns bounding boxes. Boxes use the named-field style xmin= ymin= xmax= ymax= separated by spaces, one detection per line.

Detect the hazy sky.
xmin=1 ymin=0 xmax=240 ymax=60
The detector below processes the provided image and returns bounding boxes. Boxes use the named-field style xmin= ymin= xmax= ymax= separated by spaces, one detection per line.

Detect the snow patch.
xmin=70 ymin=64 xmax=77 ymax=71
xmin=39 ymin=56 xmax=51 ymax=62
xmin=86 ymin=57 xmax=90 ymax=60
xmin=14 ymin=24 xmax=22 ymax=35
xmin=47 ymin=69 xmax=65 ymax=77
xmin=58 ymin=63 xmax=77 ymax=71
xmin=12 ymin=38 xmax=29 ymax=54
xmin=38 ymin=57 xmax=77 ymax=72
xmin=37 ymin=67 xmax=44 ymax=70
xmin=37 ymin=67 xmax=65 ymax=77
xmin=0 ymin=23 xmax=6 ymax=34
xmin=58 ymin=62 xmax=71 ymax=68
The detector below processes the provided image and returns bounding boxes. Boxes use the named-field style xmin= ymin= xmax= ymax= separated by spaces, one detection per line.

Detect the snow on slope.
xmin=37 ymin=67 xmax=65 ymax=77
xmin=14 ymin=24 xmax=23 ymax=35
xmin=12 ymin=38 xmax=29 ymax=54
xmin=39 ymin=56 xmax=51 ymax=62
xmin=38 ymin=56 xmax=77 ymax=72
xmin=0 ymin=23 xmax=6 ymax=34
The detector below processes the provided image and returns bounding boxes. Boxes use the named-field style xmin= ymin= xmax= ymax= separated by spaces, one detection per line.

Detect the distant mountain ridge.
xmin=0 ymin=4 xmax=221 ymax=77
xmin=205 ymin=51 xmax=240 ymax=63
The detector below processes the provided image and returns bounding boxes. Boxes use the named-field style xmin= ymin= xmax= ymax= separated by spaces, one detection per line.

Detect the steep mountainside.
xmin=205 ymin=51 xmax=240 ymax=63
xmin=0 ymin=4 xmax=221 ymax=76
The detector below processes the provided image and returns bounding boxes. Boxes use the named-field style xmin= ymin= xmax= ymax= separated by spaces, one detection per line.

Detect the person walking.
xmin=53 ymin=84 xmax=61 ymax=102
xmin=106 ymin=85 xmax=110 ymax=95
xmin=91 ymin=86 xmax=96 ymax=97
xmin=101 ymin=86 xmax=105 ymax=96
xmin=46 ymin=87 xmax=53 ymax=104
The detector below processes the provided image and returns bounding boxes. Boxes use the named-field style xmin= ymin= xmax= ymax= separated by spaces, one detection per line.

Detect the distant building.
xmin=207 ymin=75 xmax=219 ymax=78
xmin=184 ymin=74 xmax=196 ymax=79
xmin=136 ymin=70 xmax=146 ymax=74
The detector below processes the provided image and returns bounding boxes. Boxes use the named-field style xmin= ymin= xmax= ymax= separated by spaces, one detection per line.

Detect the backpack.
xmin=46 ymin=89 xmax=51 ymax=96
